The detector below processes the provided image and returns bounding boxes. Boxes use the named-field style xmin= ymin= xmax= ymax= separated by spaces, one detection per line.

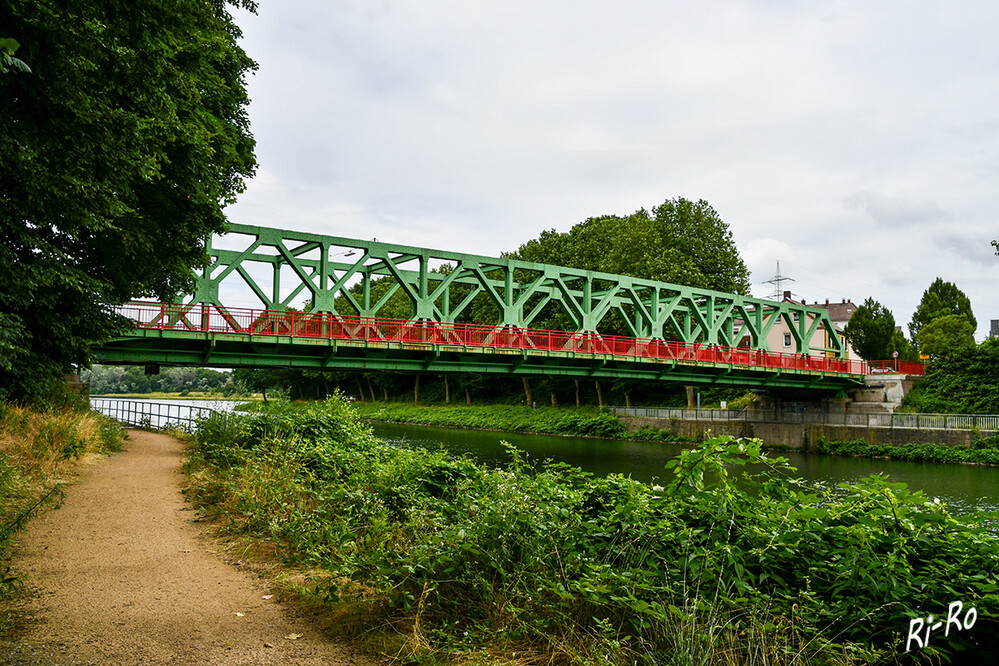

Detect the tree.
xmin=512 ymin=198 xmax=751 ymax=294
xmin=843 ymin=298 xmax=915 ymax=361
xmin=908 ymin=278 xmax=976 ymax=344
xmin=916 ymin=314 xmax=976 ymax=360
xmin=508 ymin=198 xmax=751 ymax=335
xmin=0 ymin=2 xmax=257 ymax=402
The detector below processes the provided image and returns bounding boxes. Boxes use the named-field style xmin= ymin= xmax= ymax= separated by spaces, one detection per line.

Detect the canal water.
xmin=369 ymin=421 xmax=999 ymax=516
xmin=90 ymin=398 xmax=999 ymax=515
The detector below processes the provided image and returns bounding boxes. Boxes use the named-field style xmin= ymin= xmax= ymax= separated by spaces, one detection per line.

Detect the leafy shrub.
xmin=902 ymin=338 xmax=999 ymax=413
xmin=186 ymin=395 xmax=999 ymax=664
xmin=818 ymin=437 xmax=999 ymax=465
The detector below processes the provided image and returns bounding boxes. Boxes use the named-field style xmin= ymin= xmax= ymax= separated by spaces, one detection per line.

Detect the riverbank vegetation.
xmin=818 ymin=435 xmax=999 ymax=466
xmin=257 ymin=400 xmax=703 ymax=446
xmin=185 ymin=395 xmax=999 ymax=664
xmin=351 ymin=402 xmax=629 ymax=439
xmin=0 ymin=402 xmax=126 ymax=607
xmin=82 ymin=365 xmax=244 ymax=398
xmin=902 ymin=338 xmax=999 ymax=414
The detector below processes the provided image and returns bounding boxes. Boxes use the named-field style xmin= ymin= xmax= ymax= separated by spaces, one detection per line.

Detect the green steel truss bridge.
xmin=95 ymin=223 xmax=867 ymax=390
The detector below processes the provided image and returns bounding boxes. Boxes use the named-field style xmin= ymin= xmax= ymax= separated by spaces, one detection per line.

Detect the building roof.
xmin=808 ymin=298 xmax=858 ymax=324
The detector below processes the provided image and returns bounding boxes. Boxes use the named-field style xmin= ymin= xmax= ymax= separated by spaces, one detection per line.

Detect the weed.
xmin=0 ymin=402 xmax=124 ymax=599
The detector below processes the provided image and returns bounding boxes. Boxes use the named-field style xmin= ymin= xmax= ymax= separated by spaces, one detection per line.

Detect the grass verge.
xmin=0 ymin=402 xmax=127 ymax=634
xmin=346 ymin=401 xmax=696 ymax=445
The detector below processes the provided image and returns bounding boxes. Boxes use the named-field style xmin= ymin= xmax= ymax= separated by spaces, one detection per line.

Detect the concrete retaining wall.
xmin=621 ymin=416 xmax=978 ymax=451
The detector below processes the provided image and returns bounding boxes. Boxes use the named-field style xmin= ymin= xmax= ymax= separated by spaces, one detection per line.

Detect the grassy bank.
xmin=0 ymin=403 xmax=126 ymax=617
xmin=818 ymin=435 xmax=999 ymax=465
xmin=348 ymin=401 xmax=693 ymax=444
xmin=185 ymin=395 xmax=999 ymax=664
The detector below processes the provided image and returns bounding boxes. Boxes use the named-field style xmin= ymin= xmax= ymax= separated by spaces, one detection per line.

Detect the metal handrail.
xmin=114 ymin=301 xmax=871 ymax=377
xmin=90 ymin=398 xmax=218 ymax=430
xmin=609 ymin=406 xmax=998 ymax=433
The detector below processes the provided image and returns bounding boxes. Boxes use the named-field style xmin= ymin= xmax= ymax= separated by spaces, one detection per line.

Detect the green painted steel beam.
xmin=94 ymin=328 xmax=863 ymax=391
xmin=186 ymin=223 xmax=847 ymax=358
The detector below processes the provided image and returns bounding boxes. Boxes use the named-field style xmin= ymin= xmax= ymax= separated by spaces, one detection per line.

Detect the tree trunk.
xmin=523 ymin=377 xmax=534 ymax=407
xmin=550 ymin=392 xmax=559 ymax=408
xmin=383 ymin=387 xmax=389 ymax=401
xmin=686 ymin=385 xmax=696 ymax=409
xmin=465 ymin=387 xmax=471 ymax=405
xmin=356 ymin=377 xmax=365 ymax=402
xmin=595 ymin=381 xmax=604 ymax=408
xmin=625 ymin=390 xmax=633 ymax=408
xmin=444 ymin=375 xmax=450 ymax=403
xmin=414 ymin=374 xmax=420 ymax=405
xmin=574 ymin=379 xmax=581 ymax=407
xmin=366 ymin=376 xmax=377 ymax=402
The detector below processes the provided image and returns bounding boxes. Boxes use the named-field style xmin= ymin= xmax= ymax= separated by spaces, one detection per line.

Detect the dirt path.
xmin=0 ymin=431 xmax=378 ymax=665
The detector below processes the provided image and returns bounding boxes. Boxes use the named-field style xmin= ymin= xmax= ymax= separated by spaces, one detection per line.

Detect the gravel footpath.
xmin=0 ymin=430 xmax=378 ymax=665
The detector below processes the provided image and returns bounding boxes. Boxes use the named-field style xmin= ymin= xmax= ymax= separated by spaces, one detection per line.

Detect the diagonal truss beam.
xmin=186 ymin=223 xmax=846 ymax=358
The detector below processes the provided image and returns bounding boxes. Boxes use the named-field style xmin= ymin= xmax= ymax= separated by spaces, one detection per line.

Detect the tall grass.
xmin=185 ymin=394 xmax=999 ymax=664
xmin=0 ymin=402 xmax=126 ymax=598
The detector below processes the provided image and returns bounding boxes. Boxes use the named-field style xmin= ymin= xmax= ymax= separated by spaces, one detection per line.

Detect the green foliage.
xmin=916 ymin=314 xmax=975 ymax=359
xmin=513 ymin=198 xmax=751 ymax=295
xmin=509 ymin=198 xmax=751 ymax=335
xmin=186 ymin=395 xmax=999 ymax=663
xmin=82 ymin=365 xmax=238 ymax=396
xmin=0 ymin=2 xmax=257 ymax=402
xmin=352 ymin=402 xmax=628 ymax=439
xmin=0 ymin=37 xmax=30 ymax=74
xmin=902 ymin=338 xmax=999 ymax=413
xmin=817 ymin=437 xmax=999 ymax=465
xmin=843 ymin=298 xmax=916 ymax=361
xmin=909 ymin=278 xmax=976 ymax=344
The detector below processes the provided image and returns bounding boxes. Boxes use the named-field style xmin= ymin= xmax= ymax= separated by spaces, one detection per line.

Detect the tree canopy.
xmin=0 ymin=1 xmax=257 ymax=402
xmin=507 ymin=198 xmax=750 ymax=336
xmin=843 ymin=298 xmax=916 ymax=361
xmin=908 ymin=278 xmax=976 ymax=344
xmin=916 ymin=314 xmax=976 ymax=360
xmin=511 ymin=198 xmax=751 ymax=295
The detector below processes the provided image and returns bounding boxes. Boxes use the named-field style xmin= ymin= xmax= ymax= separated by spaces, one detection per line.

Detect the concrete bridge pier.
xmin=844 ymin=374 xmax=918 ymax=414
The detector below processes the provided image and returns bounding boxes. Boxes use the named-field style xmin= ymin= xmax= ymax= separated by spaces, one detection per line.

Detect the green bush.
xmin=902 ymin=338 xmax=999 ymax=413
xmin=185 ymin=394 xmax=999 ymax=664
xmin=350 ymin=402 xmax=636 ymax=440
xmin=817 ymin=437 xmax=999 ymax=466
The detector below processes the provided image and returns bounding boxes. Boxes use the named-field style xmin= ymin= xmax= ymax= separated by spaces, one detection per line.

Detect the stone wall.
xmin=621 ymin=416 xmax=977 ymax=451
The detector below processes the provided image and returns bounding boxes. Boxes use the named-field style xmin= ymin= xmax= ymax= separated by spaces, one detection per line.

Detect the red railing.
xmin=867 ymin=360 xmax=926 ymax=376
xmin=116 ymin=302 xmax=872 ymax=376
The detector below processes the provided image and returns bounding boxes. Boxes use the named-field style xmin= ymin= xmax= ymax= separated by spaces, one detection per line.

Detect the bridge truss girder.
xmin=95 ymin=329 xmax=860 ymax=392
xmin=183 ymin=223 xmax=844 ymax=357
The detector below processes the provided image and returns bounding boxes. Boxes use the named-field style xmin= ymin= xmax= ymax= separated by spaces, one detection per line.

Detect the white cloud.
xmin=225 ymin=0 xmax=999 ymax=338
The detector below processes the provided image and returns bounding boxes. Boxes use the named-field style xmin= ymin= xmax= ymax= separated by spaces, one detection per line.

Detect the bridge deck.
xmin=95 ymin=302 xmax=867 ymax=391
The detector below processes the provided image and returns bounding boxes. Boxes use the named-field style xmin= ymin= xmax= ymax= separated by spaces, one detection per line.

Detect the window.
xmin=792 ymin=313 xmax=800 ymax=322
xmin=783 ymin=333 xmax=792 ymax=347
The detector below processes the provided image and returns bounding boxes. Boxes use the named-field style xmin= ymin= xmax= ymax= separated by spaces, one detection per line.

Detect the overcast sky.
xmin=223 ymin=1 xmax=999 ymax=339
